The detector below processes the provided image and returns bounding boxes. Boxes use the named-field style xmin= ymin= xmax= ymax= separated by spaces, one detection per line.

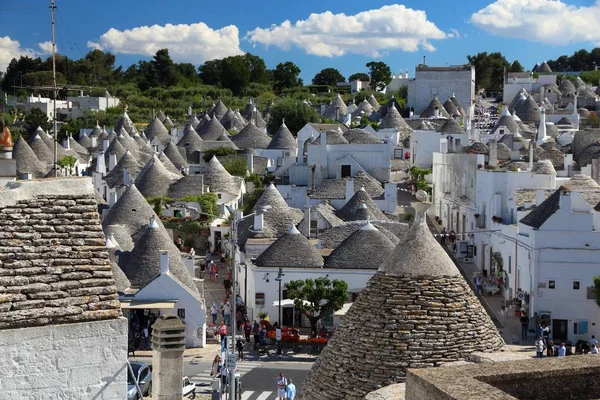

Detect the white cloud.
xmin=0 ymin=36 xmax=35 ymax=73
xmin=246 ymin=5 xmax=447 ymax=57
xmin=87 ymin=22 xmax=244 ymax=64
xmin=37 ymin=41 xmax=55 ymax=54
xmin=471 ymin=0 xmax=600 ymax=45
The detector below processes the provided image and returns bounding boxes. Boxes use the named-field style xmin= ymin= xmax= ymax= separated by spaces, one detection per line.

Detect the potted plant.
xmin=474 ymin=213 xmax=480 ymax=218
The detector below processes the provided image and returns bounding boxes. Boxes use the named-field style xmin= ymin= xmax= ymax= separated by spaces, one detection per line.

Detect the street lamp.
xmin=274 ymin=267 xmax=285 ymax=327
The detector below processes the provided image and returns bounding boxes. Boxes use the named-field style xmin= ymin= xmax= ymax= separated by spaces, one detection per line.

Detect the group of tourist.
xmin=127 ymin=314 xmax=156 ymax=356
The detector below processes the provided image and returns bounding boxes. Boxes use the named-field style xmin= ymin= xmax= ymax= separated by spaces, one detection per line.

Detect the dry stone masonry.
xmin=298 ymin=204 xmax=504 ymax=400
xmin=0 ymin=179 xmax=121 ymax=329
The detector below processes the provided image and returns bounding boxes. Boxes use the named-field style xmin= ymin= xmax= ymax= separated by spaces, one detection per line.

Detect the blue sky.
xmin=1 ymin=0 xmax=600 ymax=82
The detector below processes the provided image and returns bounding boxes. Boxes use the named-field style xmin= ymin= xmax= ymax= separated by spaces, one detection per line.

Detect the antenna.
xmin=51 ymin=0 xmax=58 ymax=177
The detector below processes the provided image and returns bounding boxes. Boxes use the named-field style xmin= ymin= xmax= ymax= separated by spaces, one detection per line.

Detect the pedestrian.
xmin=547 ymin=340 xmax=555 ymax=357
xmin=210 ymin=355 xmax=221 ymax=377
xmin=589 ymin=335 xmax=598 ymax=350
xmin=210 ymin=302 xmax=218 ymax=325
xmin=222 ymin=300 xmax=232 ymax=326
xmin=475 ymin=276 xmax=484 ymax=297
xmin=286 ymin=378 xmax=296 ymax=400
xmin=541 ymin=322 xmax=550 ymax=344
xmin=223 ymin=276 xmax=232 ymax=293
xmin=134 ymin=329 xmax=141 ymax=350
xmin=535 ymin=337 xmax=545 ymax=359
xmin=176 ymin=237 xmax=183 ymax=251
xmin=520 ymin=313 xmax=529 ymax=341
xmin=558 ymin=342 xmax=567 ymax=357
xmin=212 ymin=262 xmax=219 ymax=282
xmin=533 ymin=312 xmax=541 ymax=326
xmin=236 ymin=337 xmax=245 ymax=361
xmin=208 ymin=261 xmax=215 ymax=281
xmin=128 ymin=333 xmax=136 ymax=357
xmin=449 ymin=230 xmax=456 ymax=245
xmin=253 ymin=320 xmax=260 ymax=350
xmin=142 ymin=326 xmax=150 ymax=349
xmin=200 ymin=262 xmax=206 ymax=280
xmin=259 ymin=325 xmax=267 ymax=345
xmin=206 ymin=251 xmax=212 ymax=264
xmin=591 ymin=344 xmax=599 ymax=355
xmin=218 ymin=321 xmax=228 ymax=352
xmin=276 ymin=373 xmax=288 ymax=400
xmin=189 ymin=247 xmax=195 ymax=259
xmin=440 ymin=227 xmax=447 ymax=245
xmin=244 ymin=320 xmax=251 ymax=343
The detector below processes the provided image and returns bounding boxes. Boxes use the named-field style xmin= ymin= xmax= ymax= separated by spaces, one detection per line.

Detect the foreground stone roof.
xmin=0 ymin=178 xmax=121 ymax=330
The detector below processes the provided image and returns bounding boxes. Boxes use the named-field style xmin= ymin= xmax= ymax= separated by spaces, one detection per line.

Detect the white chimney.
xmin=488 ymin=139 xmax=498 ymax=167
xmin=559 ymin=191 xmax=571 ymax=211
xmin=91 ymin=136 xmax=97 ymax=148
xmin=345 ymin=178 xmax=354 ymax=201
xmin=529 ymin=143 xmax=535 ymax=171
xmin=96 ymin=151 xmax=106 ymax=174
xmin=123 ymin=167 xmax=131 ymax=186
xmin=253 ymin=212 xmax=264 ymax=231
xmin=102 ymin=139 xmax=110 ymax=152
xmin=536 ymin=107 xmax=547 ymax=146
xmin=160 ymin=251 xmax=169 ymax=275
xmin=320 ymin=131 xmax=328 ymax=169
xmin=247 ymin=153 xmax=254 ymax=174
xmin=108 ymin=153 xmax=117 ymax=171
xmin=303 ymin=206 xmax=311 ymax=238
xmin=108 ymin=191 xmax=117 ymax=207
xmin=536 ymin=189 xmax=545 ymax=206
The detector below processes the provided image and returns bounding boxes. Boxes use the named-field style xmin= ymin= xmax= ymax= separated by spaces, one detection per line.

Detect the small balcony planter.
xmin=474 ymin=213 xmax=480 ymax=218
xmin=491 ymin=216 xmax=503 ymax=223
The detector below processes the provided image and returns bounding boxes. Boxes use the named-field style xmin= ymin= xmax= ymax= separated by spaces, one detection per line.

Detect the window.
xmin=177 ymin=308 xmax=186 ymax=320
xmin=508 ymin=255 xmax=512 ymax=274
xmin=549 ymin=280 xmax=556 ymax=289
xmin=341 ymin=165 xmax=351 ymax=178
xmin=573 ymin=281 xmax=580 ymax=290
xmin=217 ymin=194 xmax=222 ymax=199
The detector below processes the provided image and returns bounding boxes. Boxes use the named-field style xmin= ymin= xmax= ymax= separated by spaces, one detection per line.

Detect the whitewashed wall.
xmin=0 ymin=318 xmax=128 ymax=400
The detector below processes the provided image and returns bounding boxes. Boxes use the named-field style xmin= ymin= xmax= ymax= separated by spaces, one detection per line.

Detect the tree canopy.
xmin=467 ymin=52 xmax=510 ymax=91
xmin=312 ymin=68 xmax=344 ymax=86
xmin=547 ymin=48 xmax=600 ymax=72
xmin=266 ymin=98 xmax=319 ymax=135
xmin=272 ymin=61 xmax=303 ymax=92
xmin=366 ymin=61 xmax=392 ymax=91
xmin=285 ymin=276 xmax=348 ymax=333
xmin=24 ymin=108 xmax=50 ymax=134
xmin=348 ymin=72 xmax=370 ymax=82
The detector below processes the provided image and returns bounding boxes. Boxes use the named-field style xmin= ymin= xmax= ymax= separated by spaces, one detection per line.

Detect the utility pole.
xmin=50 ymin=0 xmax=58 ymax=177
xmin=229 ymin=215 xmax=237 ymax=400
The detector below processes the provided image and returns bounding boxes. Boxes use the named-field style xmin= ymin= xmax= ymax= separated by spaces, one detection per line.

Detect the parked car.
xmin=128 ymin=361 xmax=152 ymax=400
xmin=183 ymin=376 xmax=196 ymax=398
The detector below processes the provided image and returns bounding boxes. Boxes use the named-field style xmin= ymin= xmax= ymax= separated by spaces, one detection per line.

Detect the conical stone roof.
xmin=337 ymin=188 xmax=387 ymax=221
xmin=103 ymin=151 xmax=142 ymax=189
xmin=156 ymin=110 xmax=166 ymax=122
xmin=419 ymin=95 xmax=450 ymax=118
xmin=538 ymin=61 xmax=552 ymax=74
xmin=144 ymin=117 xmax=170 ymax=145
xmin=105 ymin=135 xmax=127 ymax=164
xmin=177 ymin=125 xmax=204 ymax=155
xmin=267 ymin=120 xmax=297 ymax=149
xmin=102 ymin=184 xmax=157 ymax=235
xmin=162 ymin=115 xmax=174 ymax=129
xmin=324 ymin=221 xmax=395 ymax=269
xmin=492 ymin=107 xmax=520 ymax=134
xmin=199 ymin=156 xmax=241 ymax=195
xmin=78 ymin=133 xmax=92 ymax=149
xmin=12 ymin=136 xmax=48 ymax=178
xmin=158 ymin=151 xmax=181 ymax=175
xmin=254 ymin=225 xmax=323 ymax=268
xmin=559 ymin=79 xmax=576 ymax=96
xmin=508 ymin=89 xmax=528 ymax=112
xmin=114 ymin=111 xmax=135 ymax=135
xmin=353 ymin=99 xmax=375 ymax=118
xmin=212 ymin=100 xmax=228 ymax=120
xmin=343 ymin=128 xmax=383 ymax=144
xmin=29 ymin=133 xmax=54 ymax=164
xmin=311 ymin=130 xmax=349 ymax=145
xmin=450 ymin=95 xmax=466 ymax=117
xmin=195 ymin=114 xmax=211 ymax=131
xmin=135 ymin=154 xmax=181 ymax=198
xmin=163 ymin=142 xmax=188 ymax=170
xmin=231 ymin=121 xmax=271 ymax=149
xmin=367 ymin=94 xmax=380 ymax=111
xmin=443 ymin=98 xmax=459 ymax=116
xmin=298 ymin=205 xmax=505 ymax=399
xmin=379 ymin=105 xmax=412 ymax=135
xmin=514 ymin=95 xmax=541 ymax=123
xmin=323 ymin=94 xmax=349 ymax=120
xmin=197 ymin=116 xmax=227 ymax=140
xmin=440 ymin=118 xmax=466 ymax=135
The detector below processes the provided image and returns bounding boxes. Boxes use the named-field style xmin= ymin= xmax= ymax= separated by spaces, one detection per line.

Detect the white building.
xmin=26 ymin=91 xmax=120 ymax=120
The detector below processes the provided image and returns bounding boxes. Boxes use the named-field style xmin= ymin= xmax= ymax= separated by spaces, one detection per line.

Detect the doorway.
xmin=481 ymin=243 xmax=487 ymax=272
xmin=552 ymin=319 xmax=569 ymax=342
xmin=341 ymin=165 xmax=351 ymax=178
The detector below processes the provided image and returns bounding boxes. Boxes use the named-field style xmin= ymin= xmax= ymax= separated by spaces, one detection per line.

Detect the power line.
xmin=56 ymin=8 xmax=85 ymax=58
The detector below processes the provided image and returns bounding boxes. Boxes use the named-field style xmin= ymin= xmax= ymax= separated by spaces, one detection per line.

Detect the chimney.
xmin=151 ymin=315 xmax=186 ymax=400
xmin=345 ymin=178 xmax=354 ymax=201
xmin=253 ymin=211 xmax=264 ymax=231
xmin=536 ymin=189 xmax=545 ymax=206
xmin=64 ymin=135 xmax=71 ymax=150
xmin=247 ymin=153 xmax=254 ymax=174
xmin=303 ymin=206 xmax=311 ymax=238
xmin=447 ymin=136 xmax=454 ymax=153
xmin=559 ymin=190 xmax=571 ymax=212
xmin=488 ymin=139 xmax=498 ymax=167
xmin=320 ymin=131 xmax=328 ymax=169
xmin=108 ymin=152 xmax=117 ymax=171
xmin=160 ymin=251 xmax=169 ymax=275
xmin=529 ymin=142 xmax=535 ymax=171
xmin=108 ymin=191 xmax=117 ymax=207
xmin=123 ymin=167 xmax=131 ymax=186
xmin=335 ymin=106 xmax=340 ymax=121
xmin=434 ymin=107 xmax=439 ymax=118
xmin=536 ymin=107 xmax=547 ymax=145
xmin=90 ymin=136 xmax=97 ymax=148
xmin=102 ymin=139 xmax=110 ymax=152
xmin=96 ymin=151 xmax=106 ymax=174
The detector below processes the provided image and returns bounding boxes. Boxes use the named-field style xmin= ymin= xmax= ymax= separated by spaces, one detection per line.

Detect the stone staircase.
xmin=196 ymin=253 xmax=228 ymax=344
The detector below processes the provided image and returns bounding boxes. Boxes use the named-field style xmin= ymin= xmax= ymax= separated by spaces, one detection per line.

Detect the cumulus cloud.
xmin=0 ymin=36 xmax=35 ymax=72
xmin=87 ymin=22 xmax=244 ymax=64
xmin=246 ymin=5 xmax=447 ymax=57
xmin=471 ymin=0 xmax=600 ymax=45
xmin=37 ymin=41 xmax=55 ymax=54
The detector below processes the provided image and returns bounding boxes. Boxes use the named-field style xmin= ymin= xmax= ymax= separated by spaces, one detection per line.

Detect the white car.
xmin=183 ymin=376 xmax=196 ymax=398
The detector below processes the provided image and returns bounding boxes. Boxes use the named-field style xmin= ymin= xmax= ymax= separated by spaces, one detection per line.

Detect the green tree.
xmin=198 ymin=59 xmax=222 ymax=86
xmin=175 ymin=63 xmax=200 ymax=86
xmin=272 ymin=62 xmax=302 ymax=92
xmin=285 ymin=276 xmax=348 ymax=334
xmin=312 ymin=68 xmax=345 ymax=86
xmin=2 ymin=55 xmax=43 ymax=93
xmin=57 ymin=155 xmax=77 ymax=175
xmin=153 ymin=49 xmax=176 ymax=87
xmin=58 ymin=118 xmax=84 ymax=141
xmin=348 ymin=72 xmax=370 ymax=82
xmin=196 ymin=193 xmax=219 ymax=221
xmin=24 ymin=108 xmax=51 ymax=134
xmin=220 ymin=55 xmax=251 ymax=96
xmin=366 ymin=61 xmax=392 ymax=91
xmin=223 ymin=156 xmax=248 ymax=177
xmin=266 ymin=98 xmax=319 ymax=135
xmin=510 ymin=60 xmax=524 ymax=73
xmin=203 ymin=147 xmax=237 ymax=162
xmin=245 ymin=53 xmax=269 ymax=84
xmin=467 ymin=52 xmax=509 ymax=91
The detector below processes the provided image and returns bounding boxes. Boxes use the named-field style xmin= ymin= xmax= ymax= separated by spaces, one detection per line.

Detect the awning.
xmin=271 ymin=299 xmax=310 ymax=308
xmin=120 ymin=301 xmax=177 ymax=309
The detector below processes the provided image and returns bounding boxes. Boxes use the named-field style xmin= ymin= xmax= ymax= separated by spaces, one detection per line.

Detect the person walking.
xmin=236 ymin=337 xmax=245 ymax=361
xmin=244 ymin=320 xmax=251 ymax=343
xmin=591 ymin=344 xmax=599 ymax=355
xmin=547 ymin=340 xmax=555 ymax=357
xmin=589 ymin=335 xmax=598 ymax=350
xmin=222 ymin=300 xmax=232 ymax=326
xmin=253 ymin=320 xmax=260 ymax=350
xmin=276 ymin=373 xmax=288 ymax=400
xmin=286 ymin=378 xmax=297 ymax=400
xmin=218 ymin=321 xmax=228 ymax=352
xmin=440 ymin=228 xmax=447 ymax=245
xmin=142 ymin=326 xmax=150 ymax=349
xmin=475 ymin=276 xmax=484 ymax=297
xmin=199 ymin=262 xmax=206 ymax=280
xmin=210 ymin=302 xmax=218 ymax=324
xmin=558 ymin=342 xmax=567 ymax=357
xmin=535 ymin=337 xmax=545 ymax=358
xmin=520 ymin=313 xmax=529 ymax=341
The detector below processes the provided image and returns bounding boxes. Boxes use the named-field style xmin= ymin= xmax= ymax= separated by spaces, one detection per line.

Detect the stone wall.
xmin=0 ymin=317 xmax=128 ymax=400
